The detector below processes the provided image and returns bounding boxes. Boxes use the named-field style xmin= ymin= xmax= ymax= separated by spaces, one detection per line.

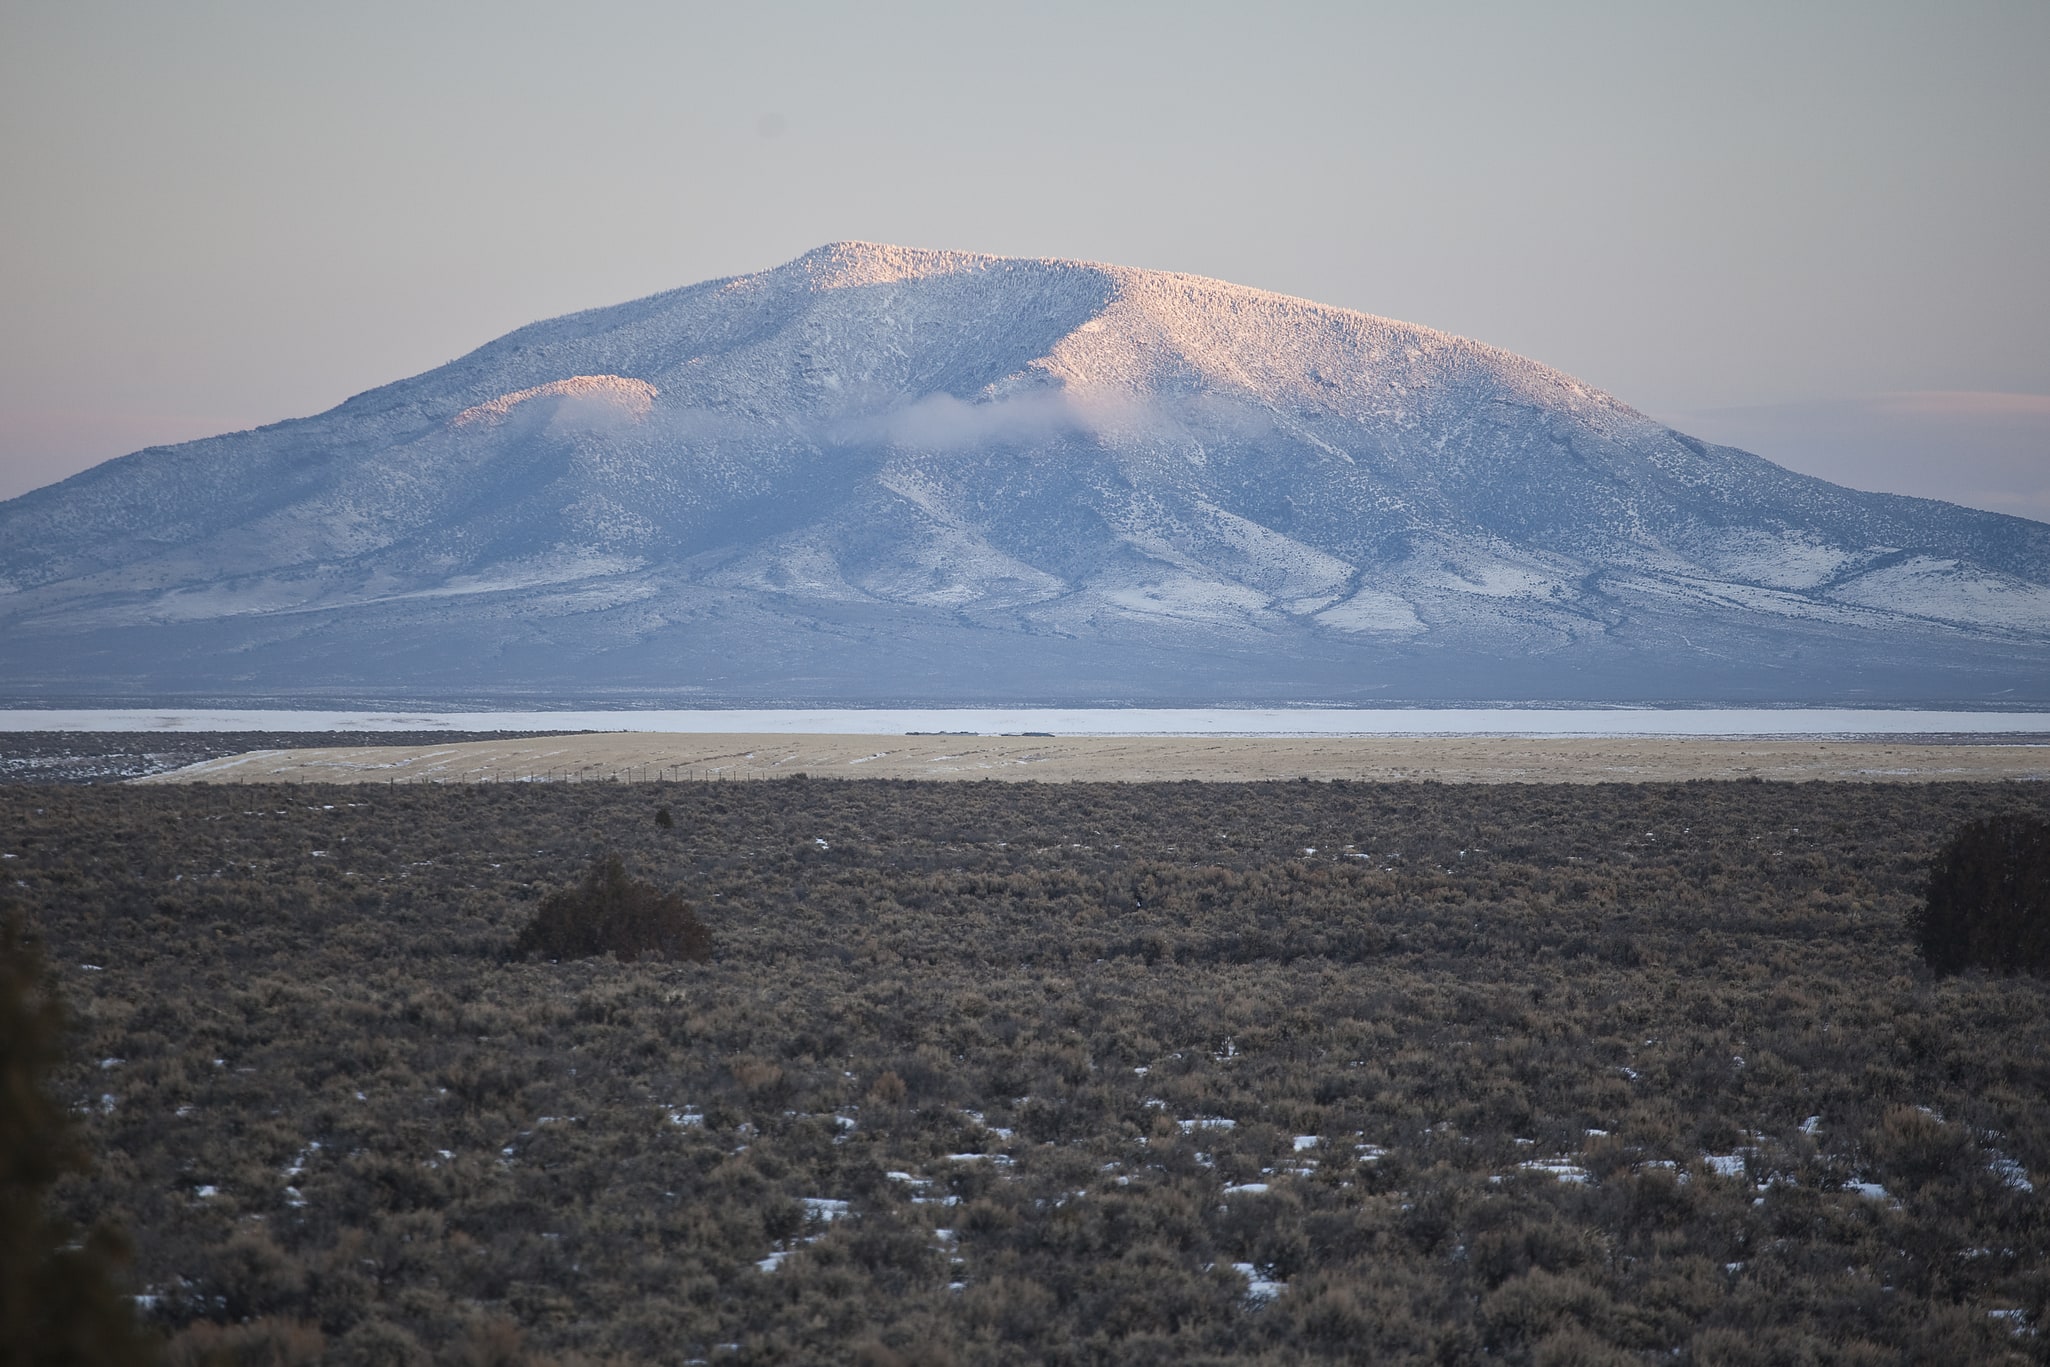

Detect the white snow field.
xmin=3 ymin=242 xmax=2048 ymax=705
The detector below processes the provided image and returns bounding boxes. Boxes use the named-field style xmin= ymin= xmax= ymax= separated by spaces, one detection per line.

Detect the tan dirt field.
xmin=133 ymin=732 xmax=2050 ymax=785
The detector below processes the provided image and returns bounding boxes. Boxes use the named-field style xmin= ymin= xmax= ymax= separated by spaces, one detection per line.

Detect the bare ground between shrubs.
xmin=135 ymin=731 xmax=2050 ymax=786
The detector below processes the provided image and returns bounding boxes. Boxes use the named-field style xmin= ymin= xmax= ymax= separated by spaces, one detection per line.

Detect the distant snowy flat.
xmin=4 ymin=709 xmax=2047 ymax=738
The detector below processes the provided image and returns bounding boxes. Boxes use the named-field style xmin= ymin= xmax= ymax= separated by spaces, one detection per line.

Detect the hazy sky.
xmin=3 ymin=1 xmax=2046 ymax=513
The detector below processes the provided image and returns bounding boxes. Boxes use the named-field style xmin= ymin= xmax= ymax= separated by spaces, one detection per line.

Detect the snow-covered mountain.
xmin=4 ymin=241 xmax=2048 ymax=706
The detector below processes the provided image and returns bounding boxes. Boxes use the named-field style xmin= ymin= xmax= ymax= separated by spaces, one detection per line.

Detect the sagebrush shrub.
xmin=511 ymin=852 xmax=711 ymax=962
xmin=1913 ymin=814 xmax=2050 ymax=976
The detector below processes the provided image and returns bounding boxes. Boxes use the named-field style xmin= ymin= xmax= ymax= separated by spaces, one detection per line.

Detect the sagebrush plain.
xmin=10 ymin=776 xmax=2050 ymax=1364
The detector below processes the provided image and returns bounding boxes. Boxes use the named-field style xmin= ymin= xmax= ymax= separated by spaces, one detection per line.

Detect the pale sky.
xmin=2 ymin=1 xmax=2046 ymax=514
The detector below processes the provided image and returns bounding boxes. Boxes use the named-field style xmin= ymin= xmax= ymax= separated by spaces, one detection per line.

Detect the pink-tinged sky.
xmin=1 ymin=2 xmax=2045 ymax=518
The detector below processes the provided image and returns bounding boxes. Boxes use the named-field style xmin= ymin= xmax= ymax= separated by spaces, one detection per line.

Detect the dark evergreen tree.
xmin=1914 ymin=814 xmax=2050 ymax=975
xmin=1 ymin=912 xmax=156 ymax=1367
xmin=512 ymin=853 xmax=711 ymax=963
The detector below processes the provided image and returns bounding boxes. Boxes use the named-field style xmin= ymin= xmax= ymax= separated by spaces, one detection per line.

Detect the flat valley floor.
xmin=138 ymin=731 xmax=2050 ymax=785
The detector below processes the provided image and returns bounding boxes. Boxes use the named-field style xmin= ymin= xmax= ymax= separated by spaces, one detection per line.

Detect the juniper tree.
xmin=512 ymin=852 xmax=711 ymax=962
xmin=1914 ymin=814 xmax=2050 ymax=976
xmin=1 ymin=912 xmax=154 ymax=1367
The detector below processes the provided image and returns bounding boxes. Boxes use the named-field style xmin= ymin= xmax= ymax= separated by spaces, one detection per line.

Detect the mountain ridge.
xmin=3 ymin=241 xmax=2047 ymax=706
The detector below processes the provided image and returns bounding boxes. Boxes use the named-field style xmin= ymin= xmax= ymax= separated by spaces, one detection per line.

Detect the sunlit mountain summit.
xmin=3 ymin=242 xmax=2047 ymax=705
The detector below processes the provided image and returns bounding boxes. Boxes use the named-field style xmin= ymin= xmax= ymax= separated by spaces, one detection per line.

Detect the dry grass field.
xmin=137 ymin=731 xmax=2050 ymax=786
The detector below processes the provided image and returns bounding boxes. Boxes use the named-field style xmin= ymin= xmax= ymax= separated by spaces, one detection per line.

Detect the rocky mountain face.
xmin=4 ymin=241 xmax=2048 ymax=705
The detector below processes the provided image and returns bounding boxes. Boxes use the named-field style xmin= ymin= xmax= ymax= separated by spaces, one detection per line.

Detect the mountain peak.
xmin=781 ymin=239 xmax=1014 ymax=288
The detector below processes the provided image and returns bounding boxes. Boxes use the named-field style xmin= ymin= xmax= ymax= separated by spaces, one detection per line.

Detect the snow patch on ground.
xmin=1518 ymin=1160 xmax=1592 ymax=1184
xmin=1829 ymin=557 xmax=2050 ymax=631
xmin=1701 ymin=531 xmax=1857 ymax=590
xmin=1234 ymin=1263 xmax=1287 ymax=1301
xmin=1314 ymin=585 xmax=1425 ymax=634
xmin=1988 ymin=1153 xmax=2033 ymax=1192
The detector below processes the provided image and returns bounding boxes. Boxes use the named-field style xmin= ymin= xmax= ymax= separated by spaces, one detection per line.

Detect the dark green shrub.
xmin=511 ymin=853 xmax=711 ymax=962
xmin=1913 ymin=814 xmax=2050 ymax=976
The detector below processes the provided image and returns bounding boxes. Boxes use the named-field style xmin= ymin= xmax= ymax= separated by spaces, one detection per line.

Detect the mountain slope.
xmin=4 ymin=241 xmax=2048 ymax=705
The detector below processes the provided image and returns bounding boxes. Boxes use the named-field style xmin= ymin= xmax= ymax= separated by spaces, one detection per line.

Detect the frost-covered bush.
xmin=1914 ymin=814 xmax=2050 ymax=976
xmin=512 ymin=852 xmax=711 ymax=963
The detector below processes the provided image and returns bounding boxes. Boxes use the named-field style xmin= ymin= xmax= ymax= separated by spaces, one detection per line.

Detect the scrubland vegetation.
xmin=6 ymin=776 xmax=2050 ymax=1365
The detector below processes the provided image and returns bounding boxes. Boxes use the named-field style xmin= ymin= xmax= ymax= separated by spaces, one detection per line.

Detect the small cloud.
xmin=827 ymin=388 xmax=1247 ymax=453
xmin=546 ymin=392 xmax=649 ymax=438
xmin=850 ymin=391 xmax=1090 ymax=450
